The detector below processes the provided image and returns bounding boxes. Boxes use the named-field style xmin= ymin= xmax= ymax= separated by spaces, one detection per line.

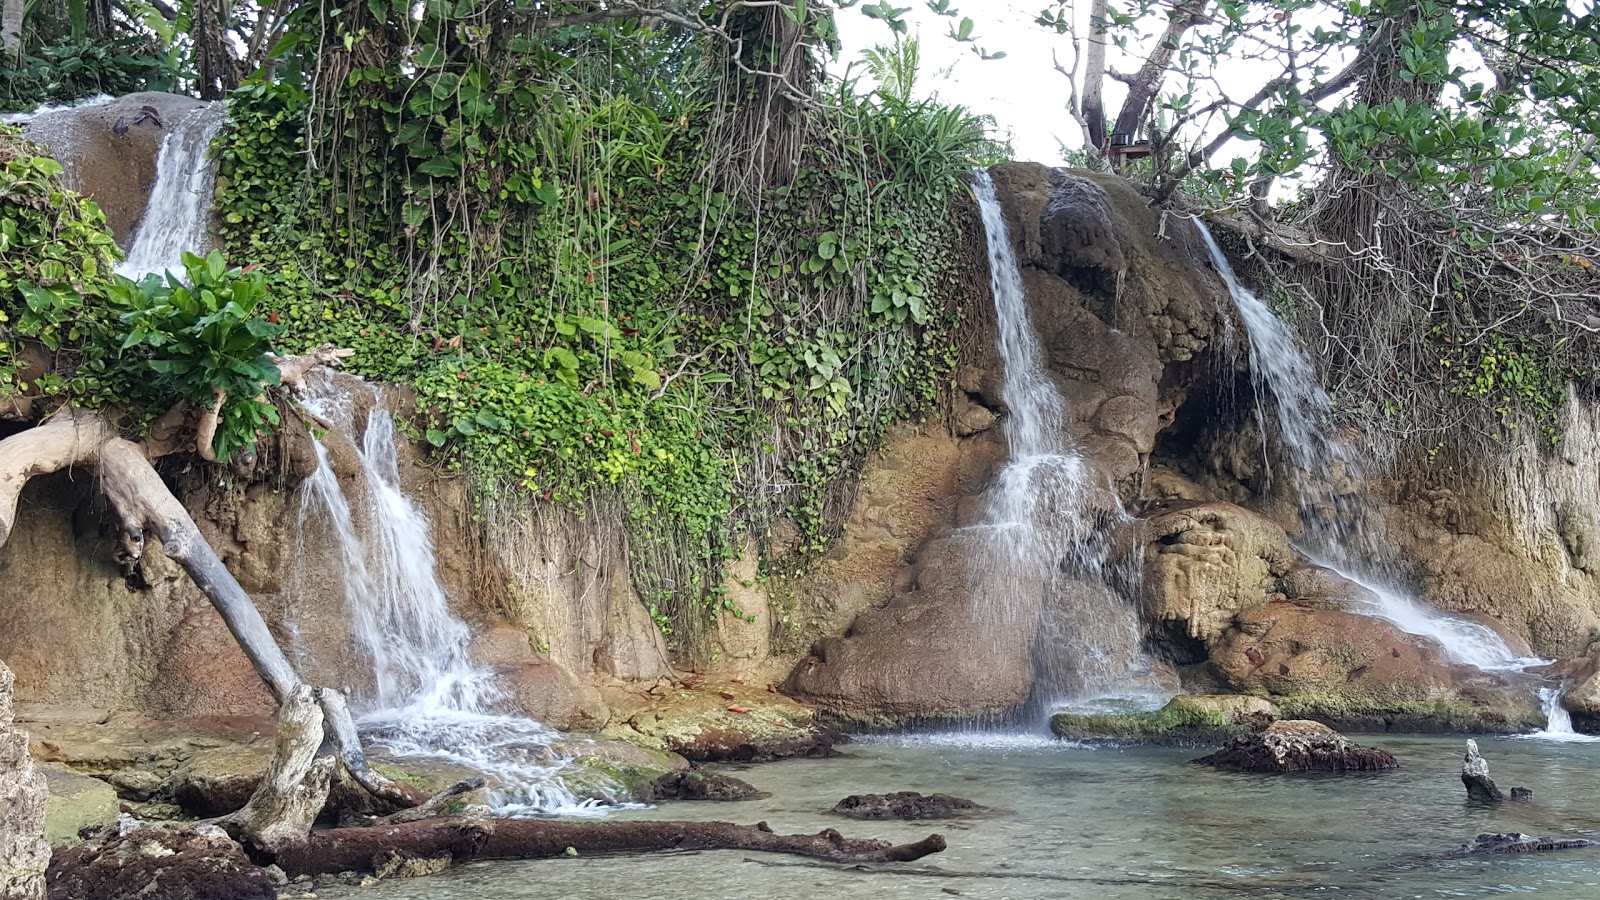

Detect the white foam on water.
xmin=299 ymin=378 xmax=631 ymax=815
xmin=1516 ymin=687 xmax=1600 ymax=743
xmin=1 ymin=93 xmax=114 ymax=124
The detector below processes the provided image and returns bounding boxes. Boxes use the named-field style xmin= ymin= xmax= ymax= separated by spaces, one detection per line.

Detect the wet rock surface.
xmin=1440 ymin=833 xmax=1600 ymax=858
xmin=1050 ymin=694 xmax=1279 ymax=744
xmin=1192 ymin=720 xmax=1398 ymax=773
xmin=831 ymin=792 xmax=985 ymax=820
xmin=639 ymin=770 xmax=768 ymax=802
xmin=46 ymin=818 xmax=275 ymax=900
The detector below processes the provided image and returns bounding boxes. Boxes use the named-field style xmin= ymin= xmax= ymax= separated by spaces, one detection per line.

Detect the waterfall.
xmin=299 ymin=379 xmax=619 ymax=815
xmin=116 ymin=103 xmax=226 ymax=280
xmin=1194 ymin=220 xmax=1535 ymax=671
xmin=970 ymin=169 xmax=1167 ymax=714
xmin=1520 ymin=687 xmax=1600 ymax=742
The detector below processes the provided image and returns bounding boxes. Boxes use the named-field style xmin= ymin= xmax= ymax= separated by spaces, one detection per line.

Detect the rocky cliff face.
xmin=0 ymin=661 xmax=48 ymax=899
xmin=4 ymin=115 xmax=1596 ymax=741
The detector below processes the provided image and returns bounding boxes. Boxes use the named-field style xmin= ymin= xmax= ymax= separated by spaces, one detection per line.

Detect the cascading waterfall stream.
xmin=115 ymin=103 xmax=226 ymax=280
xmin=970 ymin=169 xmax=1168 ymax=717
xmin=1194 ymin=220 xmax=1536 ymax=671
xmin=1522 ymin=687 xmax=1600 ymax=742
xmin=299 ymin=379 xmax=618 ymax=815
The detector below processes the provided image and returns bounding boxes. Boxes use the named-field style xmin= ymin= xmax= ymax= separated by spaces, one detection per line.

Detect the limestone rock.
xmin=1192 ymin=720 xmax=1398 ymax=773
xmin=1 ymin=661 xmax=49 ymax=900
xmin=40 ymin=767 xmax=118 ymax=846
xmin=640 ymin=771 xmax=768 ymax=802
xmin=603 ymin=680 xmax=836 ymax=762
xmin=831 ymin=792 xmax=984 ymax=820
xmin=19 ymin=93 xmax=209 ymax=243
xmin=1441 ymin=833 xmax=1600 ymax=857
xmin=162 ymin=745 xmax=274 ymax=817
xmin=46 ymin=819 xmax=275 ymax=900
xmin=1050 ymin=694 xmax=1279 ymax=744
xmin=1141 ymin=502 xmax=1297 ymax=644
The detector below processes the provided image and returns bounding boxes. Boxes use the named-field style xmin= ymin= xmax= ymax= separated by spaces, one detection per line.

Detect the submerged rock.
xmin=1050 ymin=694 xmax=1279 ymax=744
xmin=640 ymin=771 xmax=768 ymax=802
xmin=831 ymin=792 xmax=984 ymax=820
xmin=46 ymin=818 xmax=275 ymax=900
xmin=1192 ymin=720 xmax=1398 ymax=773
xmin=1441 ymin=832 xmax=1600 ymax=857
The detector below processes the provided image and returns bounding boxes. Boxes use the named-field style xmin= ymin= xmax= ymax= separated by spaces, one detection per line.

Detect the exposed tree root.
xmin=271 ymin=818 xmax=947 ymax=877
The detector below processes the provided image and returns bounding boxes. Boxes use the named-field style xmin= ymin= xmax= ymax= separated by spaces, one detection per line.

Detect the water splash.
xmin=298 ymin=378 xmax=620 ymax=814
xmin=1517 ymin=687 xmax=1600 ymax=742
xmin=116 ymin=103 xmax=226 ymax=280
xmin=1194 ymin=220 xmax=1533 ymax=671
xmin=970 ymin=169 xmax=1168 ymax=714
xmin=1 ymin=93 xmax=114 ymax=125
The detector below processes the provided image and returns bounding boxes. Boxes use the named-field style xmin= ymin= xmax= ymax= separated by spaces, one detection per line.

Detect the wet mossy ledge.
xmin=1049 ymin=692 xmax=1547 ymax=745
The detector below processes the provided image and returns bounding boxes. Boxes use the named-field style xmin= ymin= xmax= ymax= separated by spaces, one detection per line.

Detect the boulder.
xmin=1193 ymin=720 xmax=1398 ymax=773
xmin=40 ymin=768 xmax=118 ymax=845
xmin=1141 ymin=501 xmax=1298 ymax=643
xmin=831 ymin=792 xmax=984 ymax=820
xmin=19 ymin=92 xmax=211 ymax=244
xmin=1050 ymin=694 xmax=1279 ymax=744
xmin=1 ymin=661 xmax=49 ymax=900
xmin=45 ymin=818 xmax=275 ymax=900
xmin=603 ymin=679 xmax=837 ymax=762
xmin=161 ymin=745 xmax=272 ymax=817
xmin=639 ymin=771 xmax=768 ymax=802
xmin=1209 ymin=600 xmax=1541 ymax=732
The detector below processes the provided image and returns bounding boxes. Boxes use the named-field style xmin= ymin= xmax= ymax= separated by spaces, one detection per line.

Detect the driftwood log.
xmin=272 ymin=818 xmax=947 ymax=877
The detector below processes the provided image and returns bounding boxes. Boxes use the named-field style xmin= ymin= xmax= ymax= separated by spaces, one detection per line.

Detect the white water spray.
xmin=300 ymin=380 xmax=619 ymax=814
xmin=970 ymin=169 xmax=1167 ymax=712
xmin=1519 ymin=687 xmax=1600 ymax=742
xmin=1194 ymin=220 xmax=1534 ymax=671
xmin=116 ymin=103 xmax=226 ymax=280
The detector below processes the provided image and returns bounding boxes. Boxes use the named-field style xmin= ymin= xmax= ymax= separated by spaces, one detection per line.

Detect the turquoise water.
xmin=328 ymin=733 xmax=1600 ymax=898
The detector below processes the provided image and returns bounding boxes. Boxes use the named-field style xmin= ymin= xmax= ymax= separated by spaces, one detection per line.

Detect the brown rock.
xmin=1193 ymin=720 xmax=1398 ymax=773
xmin=831 ymin=792 xmax=985 ymax=820
xmin=46 ymin=819 xmax=275 ymax=900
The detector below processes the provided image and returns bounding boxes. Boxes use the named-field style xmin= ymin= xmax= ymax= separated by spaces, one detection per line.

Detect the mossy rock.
xmin=41 ymin=766 xmax=120 ymax=845
xmin=1050 ymin=695 xmax=1280 ymax=745
xmin=1273 ymin=693 xmax=1545 ymax=734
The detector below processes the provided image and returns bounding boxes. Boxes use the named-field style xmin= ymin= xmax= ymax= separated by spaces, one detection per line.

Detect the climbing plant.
xmin=209 ymin=8 xmax=997 ymax=653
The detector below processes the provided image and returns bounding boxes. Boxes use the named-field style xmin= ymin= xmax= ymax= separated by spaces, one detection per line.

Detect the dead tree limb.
xmin=224 ymin=685 xmax=336 ymax=852
xmin=272 ymin=819 xmax=947 ymax=877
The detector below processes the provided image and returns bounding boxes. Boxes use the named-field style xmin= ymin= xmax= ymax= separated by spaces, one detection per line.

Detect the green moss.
xmin=1049 ymin=695 xmax=1280 ymax=745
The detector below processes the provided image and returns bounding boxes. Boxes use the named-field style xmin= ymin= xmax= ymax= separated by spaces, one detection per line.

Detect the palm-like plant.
xmin=861 ymin=34 xmax=920 ymax=104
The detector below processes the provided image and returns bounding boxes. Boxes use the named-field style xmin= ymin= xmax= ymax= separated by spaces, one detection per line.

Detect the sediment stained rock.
xmin=831 ymin=792 xmax=985 ymax=820
xmin=1192 ymin=719 xmax=1398 ymax=773
xmin=45 ymin=818 xmax=275 ymax=900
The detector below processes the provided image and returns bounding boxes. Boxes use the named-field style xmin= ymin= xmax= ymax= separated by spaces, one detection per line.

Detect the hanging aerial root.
xmin=272 ymin=818 xmax=946 ymax=876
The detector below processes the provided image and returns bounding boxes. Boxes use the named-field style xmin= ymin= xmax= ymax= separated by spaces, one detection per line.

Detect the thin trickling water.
xmin=970 ymin=169 xmax=1167 ymax=715
xmin=1194 ymin=220 xmax=1534 ymax=671
xmin=116 ymin=103 xmax=225 ymax=280
xmin=299 ymin=379 xmax=619 ymax=814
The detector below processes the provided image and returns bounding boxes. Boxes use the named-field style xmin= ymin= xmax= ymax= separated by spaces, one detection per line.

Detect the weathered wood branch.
xmin=224 ymin=685 xmax=337 ymax=852
xmin=272 ymin=818 xmax=946 ymax=877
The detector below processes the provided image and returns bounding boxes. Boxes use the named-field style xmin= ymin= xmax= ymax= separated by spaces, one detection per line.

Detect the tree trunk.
xmin=224 ymin=686 xmax=338 ymax=853
xmin=272 ymin=818 xmax=947 ymax=877
xmin=1081 ymin=0 xmax=1109 ymax=151
xmin=1110 ymin=0 xmax=1210 ymax=140
xmin=1 ymin=0 xmax=21 ymax=61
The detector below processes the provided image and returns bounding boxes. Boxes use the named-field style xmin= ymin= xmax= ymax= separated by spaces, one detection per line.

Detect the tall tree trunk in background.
xmin=2 ymin=0 xmax=23 ymax=62
xmin=193 ymin=0 xmax=238 ymax=100
xmin=1080 ymin=0 xmax=1109 ymax=152
xmin=1110 ymin=0 xmax=1210 ymax=140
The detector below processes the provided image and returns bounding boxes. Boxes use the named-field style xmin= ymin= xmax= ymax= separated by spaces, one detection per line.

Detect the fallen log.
xmin=272 ymin=818 xmax=947 ymax=877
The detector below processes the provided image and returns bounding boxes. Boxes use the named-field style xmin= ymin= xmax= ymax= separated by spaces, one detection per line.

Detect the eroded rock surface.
xmin=641 ymin=771 xmax=767 ymax=802
xmin=602 ymin=680 xmax=837 ymax=762
xmin=831 ymin=792 xmax=984 ymax=820
xmin=1 ymin=661 xmax=49 ymax=900
xmin=1050 ymin=694 xmax=1279 ymax=744
xmin=1193 ymin=720 xmax=1398 ymax=773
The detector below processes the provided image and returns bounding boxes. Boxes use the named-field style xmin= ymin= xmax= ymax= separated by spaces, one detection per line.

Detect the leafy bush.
xmin=0 ymin=39 xmax=181 ymax=112
xmin=109 ymin=251 xmax=285 ymax=461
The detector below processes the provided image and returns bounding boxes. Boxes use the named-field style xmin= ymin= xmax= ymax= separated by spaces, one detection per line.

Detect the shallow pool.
xmin=329 ymin=731 xmax=1600 ymax=899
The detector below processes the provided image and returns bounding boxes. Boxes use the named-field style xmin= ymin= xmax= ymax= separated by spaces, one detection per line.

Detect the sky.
xmin=832 ymin=1 xmax=1091 ymax=165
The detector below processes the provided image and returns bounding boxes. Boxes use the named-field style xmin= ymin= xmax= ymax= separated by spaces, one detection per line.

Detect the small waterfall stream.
xmin=970 ymin=169 xmax=1167 ymax=714
xmin=1520 ymin=687 xmax=1600 ymax=742
xmin=1194 ymin=221 xmax=1535 ymax=671
xmin=115 ymin=103 xmax=225 ymax=280
xmin=300 ymin=380 xmax=616 ymax=815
